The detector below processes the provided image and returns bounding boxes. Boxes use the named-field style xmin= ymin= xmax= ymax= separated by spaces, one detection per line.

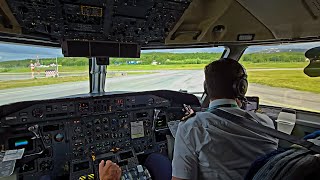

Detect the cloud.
xmin=0 ymin=43 xmax=63 ymax=62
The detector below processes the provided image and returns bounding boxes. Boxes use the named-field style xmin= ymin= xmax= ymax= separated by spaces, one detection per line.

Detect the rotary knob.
xmin=74 ymin=127 xmax=82 ymax=133
xmin=86 ymin=122 xmax=93 ymax=128
xmin=118 ymin=133 xmax=123 ymax=138
xmin=72 ymin=135 xmax=77 ymax=140
xmin=87 ymin=137 xmax=93 ymax=143
xmin=102 ymin=117 xmax=109 ymax=124
xmin=103 ymin=125 xmax=109 ymax=131
xmin=96 ymin=134 xmax=102 ymax=140
xmin=104 ymin=133 xmax=110 ymax=139
xmin=111 ymin=133 xmax=117 ymax=139
xmin=94 ymin=119 xmax=101 ymax=124
xmin=87 ymin=131 xmax=92 ymax=136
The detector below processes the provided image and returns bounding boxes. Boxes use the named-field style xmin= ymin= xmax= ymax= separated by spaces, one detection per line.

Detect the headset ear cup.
xmin=233 ymin=79 xmax=240 ymax=97
xmin=238 ymin=78 xmax=248 ymax=97
xmin=233 ymin=78 xmax=248 ymax=98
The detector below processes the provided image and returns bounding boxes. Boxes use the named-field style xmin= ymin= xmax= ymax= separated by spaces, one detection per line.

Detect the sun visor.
xmin=61 ymin=40 xmax=141 ymax=58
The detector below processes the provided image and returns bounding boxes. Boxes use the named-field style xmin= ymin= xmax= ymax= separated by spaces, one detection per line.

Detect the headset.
xmin=204 ymin=58 xmax=248 ymax=98
xmin=232 ymin=62 xmax=248 ymax=98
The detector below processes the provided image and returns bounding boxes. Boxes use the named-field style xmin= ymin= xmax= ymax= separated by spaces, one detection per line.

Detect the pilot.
xmin=172 ymin=58 xmax=278 ymax=180
xmin=98 ymin=58 xmax=278 ymax=180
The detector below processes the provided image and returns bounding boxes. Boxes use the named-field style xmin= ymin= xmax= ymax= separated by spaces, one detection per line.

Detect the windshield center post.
xmin=89 ymin=57 xmax=109 ymax=94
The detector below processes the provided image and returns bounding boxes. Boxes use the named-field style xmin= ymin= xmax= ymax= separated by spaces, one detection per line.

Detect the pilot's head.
xmin=204 ymin=58 xmax=248 ymax=101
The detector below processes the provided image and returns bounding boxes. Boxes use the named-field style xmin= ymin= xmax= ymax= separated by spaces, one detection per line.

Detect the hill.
xmin=0 ymin=51 xmax=308 ymax=69
xmin=0 ymin=41 xmax=320 ymax=62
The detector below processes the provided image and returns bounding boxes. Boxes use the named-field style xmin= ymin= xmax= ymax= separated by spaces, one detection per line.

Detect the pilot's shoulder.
xmin=255 ymin=112 xmax=275 ymax=128
xmin=180 ymin=111 xmax=212 ymax=128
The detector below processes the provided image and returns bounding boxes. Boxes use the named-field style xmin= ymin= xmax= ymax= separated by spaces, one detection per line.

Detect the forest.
xmin=0 ymin=51 xmax=308 ymax=68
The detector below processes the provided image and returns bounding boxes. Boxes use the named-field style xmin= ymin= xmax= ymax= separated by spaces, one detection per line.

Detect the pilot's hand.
xmin=181 ymin=104 xmax=195 ymax=121
xmin=99 ymin=160 xmax=122 ymax=180
xmin=236 ymin=98 xmax=243 ymax=108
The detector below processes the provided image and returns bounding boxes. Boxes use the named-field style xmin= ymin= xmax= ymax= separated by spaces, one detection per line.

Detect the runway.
xmin=0 ymin=70 xmax=319 ymax=112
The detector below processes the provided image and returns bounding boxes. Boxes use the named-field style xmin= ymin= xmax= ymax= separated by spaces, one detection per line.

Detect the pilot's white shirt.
xmin=172 ymin=99 xmax=278 ymax=180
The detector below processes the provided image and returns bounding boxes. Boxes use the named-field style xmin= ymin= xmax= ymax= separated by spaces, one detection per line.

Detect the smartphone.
xmin=244 ymin=96 xmax=259 ymax=111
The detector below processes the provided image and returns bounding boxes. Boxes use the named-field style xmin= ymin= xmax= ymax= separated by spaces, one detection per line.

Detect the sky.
xmin=1 ymin=41 xmax=320 ymax=62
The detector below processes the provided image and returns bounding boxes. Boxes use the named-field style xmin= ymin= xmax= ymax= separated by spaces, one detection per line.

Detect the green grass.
xmin=0 ymin=76 xmax=89 ymax=90
xmin=242 ymin=62 xmax=308 ymax=69
xmin=248 ymin=70 xmax=320 ymax=94
xmin=0 ymin=66 xmax=88 ymax=73
xmin=0 ymin=72 xmax=153 ymax=90
xmin=0 ymin=62 xmax=309 ymax=73
xmin=109 ymin=62 xmax=308 ymax=71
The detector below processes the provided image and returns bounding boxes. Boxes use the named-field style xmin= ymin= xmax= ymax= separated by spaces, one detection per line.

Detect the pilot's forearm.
xmin=172 ymin=176 xmax=188 ymax=180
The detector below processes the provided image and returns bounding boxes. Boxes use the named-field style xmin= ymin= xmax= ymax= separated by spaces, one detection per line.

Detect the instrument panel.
xmin=0 ymin=90 xmax=200 ymax=180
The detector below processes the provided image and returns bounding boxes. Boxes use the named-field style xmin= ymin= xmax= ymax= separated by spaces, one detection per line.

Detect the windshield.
xmin=0 ymin=42 xmax=320 ymax=113
xmin=0 ymin=43 xmax=88 ymax=105
xmin=107 ymin=48 xmax=224 ymax=93
xmin=0 ymin=44 xmax=224 ymax=105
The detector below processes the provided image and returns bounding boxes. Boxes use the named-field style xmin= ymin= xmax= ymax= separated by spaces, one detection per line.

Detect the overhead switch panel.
xmin=5 ymin=0 xmax=192 ymax=46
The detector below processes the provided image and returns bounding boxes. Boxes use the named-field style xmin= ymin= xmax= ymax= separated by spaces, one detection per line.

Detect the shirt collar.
xmin=209 ymin=99 xmax=239 ymax=109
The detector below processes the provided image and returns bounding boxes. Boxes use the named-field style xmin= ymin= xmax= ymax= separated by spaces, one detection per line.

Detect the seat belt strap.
xmin=210 ymin=108 xmax=320 ymax=153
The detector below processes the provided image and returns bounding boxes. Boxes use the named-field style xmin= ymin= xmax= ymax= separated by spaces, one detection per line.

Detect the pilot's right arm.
xmin=172 ymin=121 xmax=198 ymax=180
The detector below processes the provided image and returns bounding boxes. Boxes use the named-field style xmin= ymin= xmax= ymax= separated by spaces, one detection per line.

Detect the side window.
xmin=242 ymin=42 xmax=320 ymax=113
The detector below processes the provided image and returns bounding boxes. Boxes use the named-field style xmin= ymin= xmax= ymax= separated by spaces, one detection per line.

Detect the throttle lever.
xmin=26 ymin=124 xmax=48 ymax=156
xmin=153 ymin=109 xmax=161 ymax=131
xmin=28 ymin=124 xmax=40 ymax=139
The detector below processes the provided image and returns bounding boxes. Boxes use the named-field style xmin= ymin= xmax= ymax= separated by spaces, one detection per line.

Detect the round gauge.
xmin=111 ymin=119 xmax=117 ymax=125
xmin=32 ymin=108 xmax=43 ymax=118
xmin=54 ymin=133 xmax=64 ymax=142
xmin=102 ymin=117 xmax=109 ymax=124
xmin=148 ymin=98 xmax=154 ymax=105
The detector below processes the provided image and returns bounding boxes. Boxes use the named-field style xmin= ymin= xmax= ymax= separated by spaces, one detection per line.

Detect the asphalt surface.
xmin=0 ymin=72 xmax=87 ymax=81
xmin=0 ymin=70 xmax=319 ymax=112
xmin=0 ymin=68 xmax=303 ymax=81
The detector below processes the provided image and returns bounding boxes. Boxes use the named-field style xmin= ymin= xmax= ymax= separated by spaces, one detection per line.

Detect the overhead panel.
xmin=2 ymin=0 xmax=320 ymax=47
xmin=4 ymin=0 xmax=191 ymax=47
xmin=235 ymin=0 xmax=320 ymax=39
xmin=165 ymin=0 xmax=275 ymax=45
xmin=0 ymin=0 xmax=21 ymax=34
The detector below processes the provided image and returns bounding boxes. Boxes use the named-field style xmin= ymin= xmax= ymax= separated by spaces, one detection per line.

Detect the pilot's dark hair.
xmin=204 ymin=58 xmax=247 ymax=99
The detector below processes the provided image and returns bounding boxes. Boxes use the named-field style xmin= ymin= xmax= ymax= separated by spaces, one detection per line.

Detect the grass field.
xmin=0 ymin=76 xmax=89 ymax=90
xmin=109 ymin=62 xmax=308 ymax=71
xmin=242 ymin=62 xmax=308 ymax=69
xmin=0 ymin=72 xmax=153 ymax=90
xmin=248 ymin=70 xmax=320 ymax=94
xmin=0 ymin=62 xmax=308 ymax=73
xmin=0 ymin=66 xmax=88 ymax=73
